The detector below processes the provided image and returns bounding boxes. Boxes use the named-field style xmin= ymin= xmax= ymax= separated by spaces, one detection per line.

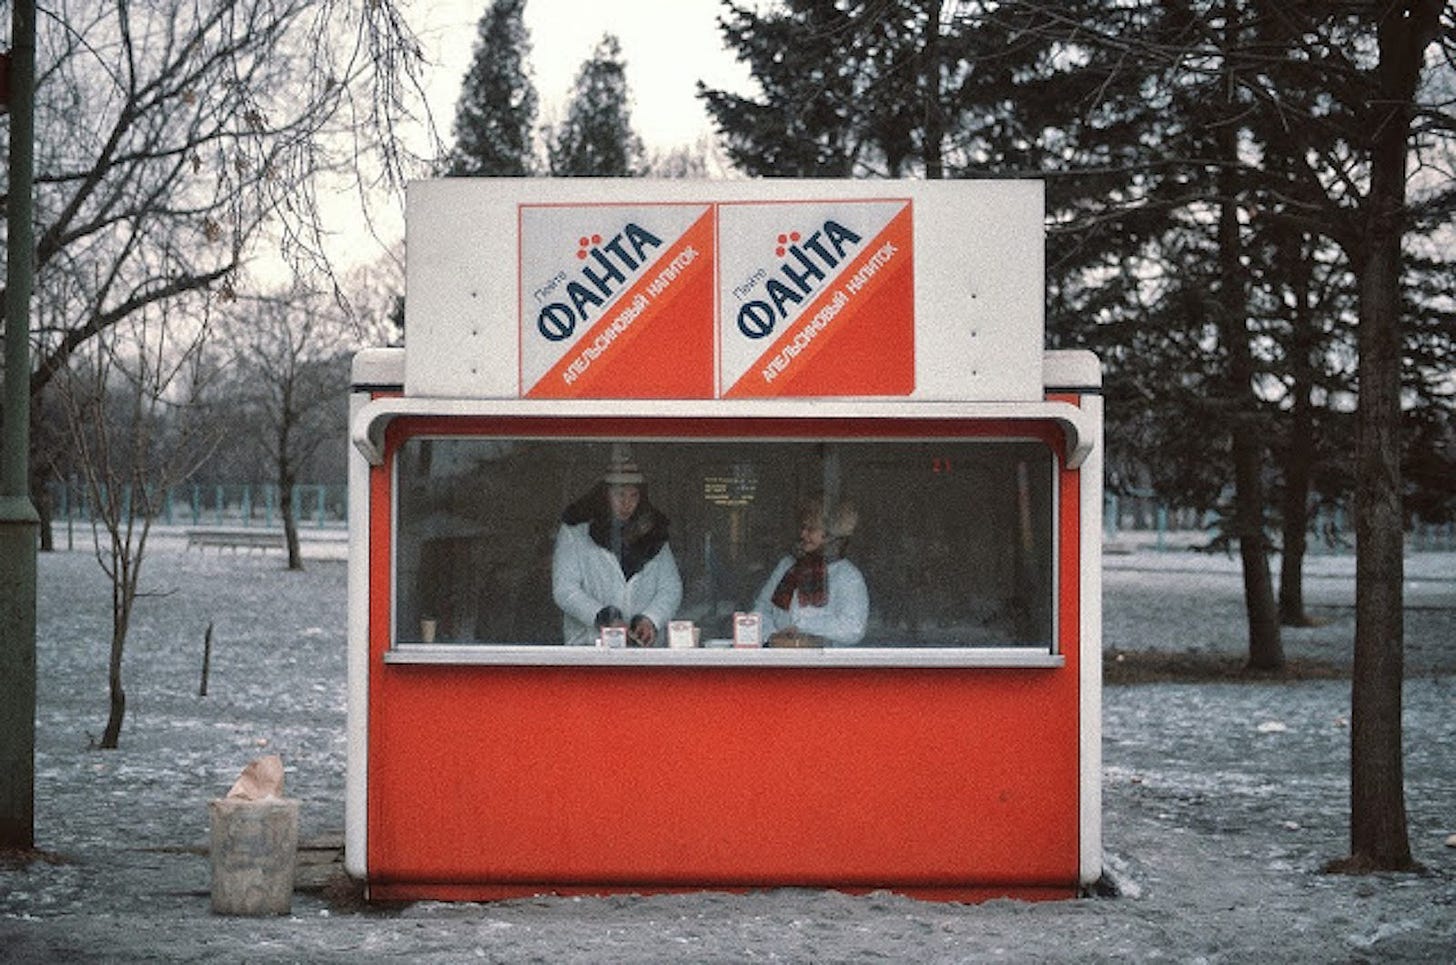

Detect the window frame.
xmin=377 ymin=413 xmax=1075 ymax=669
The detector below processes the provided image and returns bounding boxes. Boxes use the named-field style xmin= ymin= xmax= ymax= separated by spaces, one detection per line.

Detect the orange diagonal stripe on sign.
xmin=528 ymin=207 xmax=716 ymax=399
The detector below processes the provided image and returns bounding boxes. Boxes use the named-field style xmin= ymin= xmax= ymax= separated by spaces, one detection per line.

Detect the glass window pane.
xmin=394 ymin=437 xmax=1056 ymax=649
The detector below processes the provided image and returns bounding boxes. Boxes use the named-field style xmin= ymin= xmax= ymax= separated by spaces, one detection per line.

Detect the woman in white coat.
xmin=753 ymin=496 xmax=868 ymax=647
xmin=552 ymin=453 xmax=682 ymax=647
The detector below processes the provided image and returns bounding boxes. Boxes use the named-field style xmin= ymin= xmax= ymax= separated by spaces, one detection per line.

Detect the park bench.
xmin=185 ymin=529 xmax=286 ymax=553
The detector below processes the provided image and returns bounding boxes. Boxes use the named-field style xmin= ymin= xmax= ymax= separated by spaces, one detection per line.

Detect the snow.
xmin=2 ymin=532 xmax=1454 ymax=962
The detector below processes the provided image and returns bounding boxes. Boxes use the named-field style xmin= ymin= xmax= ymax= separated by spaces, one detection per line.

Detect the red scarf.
xmin=771 ymin=551 xmax=828 ymax=609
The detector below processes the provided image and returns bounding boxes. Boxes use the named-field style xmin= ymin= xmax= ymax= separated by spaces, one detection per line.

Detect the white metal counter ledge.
xmin=382 ymin=644 xmax=1066 ymax=669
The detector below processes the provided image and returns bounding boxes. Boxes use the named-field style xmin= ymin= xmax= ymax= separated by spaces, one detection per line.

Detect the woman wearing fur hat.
xmin=551 ymin=451 xmax=682 ymax=647
xmin=752 ymin=495 xmax=868 ymax=647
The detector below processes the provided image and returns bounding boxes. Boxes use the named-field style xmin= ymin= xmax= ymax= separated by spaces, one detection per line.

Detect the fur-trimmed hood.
xmin=561 ymin=482 xmax=671 ymax=580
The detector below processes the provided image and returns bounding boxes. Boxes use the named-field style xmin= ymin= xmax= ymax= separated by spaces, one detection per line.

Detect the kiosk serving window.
xmin=392 ymin=434 xmax=1058 ymax=651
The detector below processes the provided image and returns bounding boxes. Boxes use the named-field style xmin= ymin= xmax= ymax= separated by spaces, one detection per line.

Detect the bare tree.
xmin=55 ymin=300 xmax=222 ymax=749
xmin=216 ymin=289 xmax=361 ymax=570
xmin=646 ymin=134 xmax=737 ymax=179
xmin=3 ymin=0 xmax=429 ymax=835
xmin=3 ymin=0 xmax=433 ymax=405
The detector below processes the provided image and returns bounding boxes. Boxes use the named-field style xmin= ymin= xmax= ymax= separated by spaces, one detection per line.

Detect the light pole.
xmin=0 ymin=0 xmax=38 ymax=850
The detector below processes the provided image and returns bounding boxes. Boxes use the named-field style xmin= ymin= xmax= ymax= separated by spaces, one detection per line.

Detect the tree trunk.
xmin=99 ymin=544 xmax=141 ymax=750
xmin=29 ymin=399 xmax=53 ymax=552
xmin=33 ymin=477 xmax=53 ymax=553
xmin=1346 ymin=196 xmax=1412 ymax=871
xmin=280 ymin=464 xmax=303 ymax=572
xmin=922 ymin=0 xmax=944 ymax=179
xmin=1215 ymin=36 xmax=1282 ymax=670
xmin=276 ymin=406 xmax=304 ymax=571
xmin=99 ymin=622 xmax=126 ymax=750
xmin=1279 ymin=237 xmax=1316 ymax=626
xmin=1233 ymin=438 xmax=1282 ymax=670
xmin=1334 ymin=1 xmax=1440 ymax=874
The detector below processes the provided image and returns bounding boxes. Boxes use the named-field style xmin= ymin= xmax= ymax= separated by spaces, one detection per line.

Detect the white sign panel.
xmin=405 ymin=179 xmax=1044 ymax=402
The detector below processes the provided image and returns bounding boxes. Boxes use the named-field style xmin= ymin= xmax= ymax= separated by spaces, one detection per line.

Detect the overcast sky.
xmin=306 ymin=2 xmax=753 ymax=277
xmin=413 ymin=0 xmax=753 ymax=154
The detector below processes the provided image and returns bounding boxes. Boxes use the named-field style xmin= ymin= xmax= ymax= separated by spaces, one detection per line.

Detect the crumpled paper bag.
xmin=225 ymin=754 xmax=285 ymax=801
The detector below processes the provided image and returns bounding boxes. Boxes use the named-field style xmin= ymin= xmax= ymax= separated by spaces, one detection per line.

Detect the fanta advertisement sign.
xmin=405 ymin=179 xmax=1044 ymax=402
xmin=520 ymin=204 xmax=715 ymax=398
xmin=717 ymin=200 xmax=912 ymax=398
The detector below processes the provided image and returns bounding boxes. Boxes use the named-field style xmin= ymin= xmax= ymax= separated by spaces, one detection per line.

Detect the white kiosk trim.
xmin=351 ymin=396 xmax=1097 ymax=470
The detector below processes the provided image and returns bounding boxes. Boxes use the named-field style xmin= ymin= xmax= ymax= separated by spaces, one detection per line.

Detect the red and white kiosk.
xmin=346 ymin=179 xmax=1102 ymax=901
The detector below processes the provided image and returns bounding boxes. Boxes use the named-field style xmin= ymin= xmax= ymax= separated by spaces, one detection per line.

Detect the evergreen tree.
xmin=449 ymin=0 xmax=538 ymax=176
xmin=699 ymin=0 xmax=959 ymax=177
xmin=546 ymin=34 xmax=645 ymax=176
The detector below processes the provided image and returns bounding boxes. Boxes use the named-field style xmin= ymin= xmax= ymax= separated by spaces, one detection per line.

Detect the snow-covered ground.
xmin=2 ymin=535 xmax=1453 ymax=962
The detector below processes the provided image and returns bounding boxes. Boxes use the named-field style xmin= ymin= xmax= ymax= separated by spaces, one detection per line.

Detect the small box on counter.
xmin=668 ymin=620 xmax=698 ymax=649
xmin=732 ymin=612 xmax=762 ymax=648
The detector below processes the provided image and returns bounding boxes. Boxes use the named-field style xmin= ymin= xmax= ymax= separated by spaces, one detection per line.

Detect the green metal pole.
xmin=1 ymin=0 xmax=40 ymax=850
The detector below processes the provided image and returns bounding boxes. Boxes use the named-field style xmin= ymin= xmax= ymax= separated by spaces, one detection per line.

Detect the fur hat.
xmin=602 ymin=445 xmax=645 ymax=485
xmin=801 ymin=496 xmax=857 ymax=539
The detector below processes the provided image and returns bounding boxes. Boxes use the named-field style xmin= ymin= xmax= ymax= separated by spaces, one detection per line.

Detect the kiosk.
xmin=346 ymin=179 xmax=1102 ymax=901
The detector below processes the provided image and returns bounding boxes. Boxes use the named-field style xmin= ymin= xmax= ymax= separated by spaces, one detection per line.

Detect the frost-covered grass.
xmin=33 ymin=545 xmax=349 ymax=850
